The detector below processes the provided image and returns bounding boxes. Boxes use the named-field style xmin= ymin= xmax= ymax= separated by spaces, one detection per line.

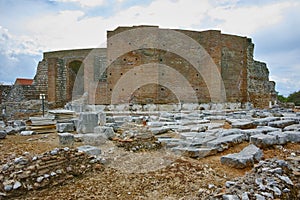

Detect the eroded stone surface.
xmin=221 ymin=144 xmax=263 ymax=168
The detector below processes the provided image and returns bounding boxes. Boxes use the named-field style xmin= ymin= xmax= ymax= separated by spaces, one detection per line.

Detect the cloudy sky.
xmin=0 ymin=0 xmax=299 ymax=96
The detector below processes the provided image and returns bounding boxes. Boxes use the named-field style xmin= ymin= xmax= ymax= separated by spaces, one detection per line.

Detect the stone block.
xmin=190 ymin=125 xmax=208 ymax=132
xmin=20 ymin=131 xmax=36 ymax=136
xmin=94 ymin=126 xmax=115 ymax=139
xmin=147 ymin=121 xmax=166 ymax=127
xmin=222 ymin=194 xmax=240 ymax=200
xmin=253 ymin=117 xmax=280 ymax=126
xmin=250 ymin=134 xmax=277 ymax=148
xmin=171 ymin=147 xmax=217 ymax=158
xmin=82 ymin=133 xmax=106 ymax=145
xmin=220 ymin=144 xmax=263 ymax=168
xmin=0 ymin=130 xmax=6 ymax=139
xmin=77 ymin=112 xmax=98 ymax=133
xmin=283 ymin=124 xmax=300 ymax=131
xmin=149 ymin=126 xmax=170 ymax=135
xmin=268 ymin=119 xmax=296 ymax=129
xmin=157 ymin=138 xmax=185 ymax=148
xmin=207 ymin=134 xmax=245 ymax=151
xmin=77 ymin=145 xmax=101 ymax=156
xmin=56 ymin=122 xmax=75 ymax=133
xmin=0 ymin=121 xmax=5 ymax=128
xmin=284 ymin=131 xmax=300 ymax=143
xmin=231 ymin=120 xmax=256 ymax=129
xmin=98 ymin=112 xmax=106 ymax=126
xmin=267 ymin=131 xmax=290 ymax=145
xmin=58 ymin=132 xmax=74 ymax=146
xmin=216 ymin=129 xmax=242 ymax=137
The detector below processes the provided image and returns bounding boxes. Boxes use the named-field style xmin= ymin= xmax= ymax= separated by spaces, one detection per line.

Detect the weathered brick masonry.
xmin=1 ymin=25 xmax=276 ymax=109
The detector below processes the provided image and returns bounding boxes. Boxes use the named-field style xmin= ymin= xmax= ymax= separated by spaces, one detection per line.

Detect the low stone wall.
xmin=0 ymin=148 xmax=103 ymax=198
xmin=65 ymin=102 xmax=252 ymax=113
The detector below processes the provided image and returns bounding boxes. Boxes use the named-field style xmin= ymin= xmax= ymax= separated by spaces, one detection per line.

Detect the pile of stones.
xmin=0 ymin=120 xmax=26 ymax=139
xmin=204 ymin=155 xmax=300 ymax=199
xmin=0 ymin=147 xmax=103 ymax=198
xmin=113 ymin=123 xmax=163 ymax=152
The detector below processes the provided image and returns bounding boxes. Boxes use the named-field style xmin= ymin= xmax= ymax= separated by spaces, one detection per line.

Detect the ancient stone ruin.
xmin=0 ymin=25 xmax=277 ymax=119
xmin=1 ymin=26 xmax=298 ymax=199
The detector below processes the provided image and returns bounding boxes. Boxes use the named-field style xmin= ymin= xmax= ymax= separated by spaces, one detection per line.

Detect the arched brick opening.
xmin=67 ymin=60 xmax=84 ymax=101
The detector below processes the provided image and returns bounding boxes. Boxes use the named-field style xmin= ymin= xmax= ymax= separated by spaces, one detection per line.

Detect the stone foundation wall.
xmin=0 ymin=148 xmax=102 ymax=198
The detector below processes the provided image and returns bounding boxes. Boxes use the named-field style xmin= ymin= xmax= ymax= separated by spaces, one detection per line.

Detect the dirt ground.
xmin=1 ymin=133 xmax=299 ymax=200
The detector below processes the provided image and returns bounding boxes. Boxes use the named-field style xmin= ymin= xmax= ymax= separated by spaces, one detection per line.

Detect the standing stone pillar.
xmin=77 ymin=112 xmax=98 ymax=133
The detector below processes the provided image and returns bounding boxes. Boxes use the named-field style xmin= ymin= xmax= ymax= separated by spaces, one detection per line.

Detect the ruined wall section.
xmin=32 ymin=60 xmax=48 ymax=99
xmin=220 ymin=35 xmax=250 ymax=103
xmin=44 ymin=49 xmax=106 ymax=106
xmin=247 ymin=60 xmax=276 ymax=108
xmin=0 ymin=85 xmax=12 ymax=104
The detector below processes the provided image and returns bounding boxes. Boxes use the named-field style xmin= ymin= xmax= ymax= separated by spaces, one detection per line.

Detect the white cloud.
xmin=54 ymin=0 xmax=106 ymax=7
xmin=0 ymin=26 xmax=42 ymax=61
xmin=1 ymin=0 xmax=299 ymax=95
xmin=207 ymin=1 xmax=297 ymax=35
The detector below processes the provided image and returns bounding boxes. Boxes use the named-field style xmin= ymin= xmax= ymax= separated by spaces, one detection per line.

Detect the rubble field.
xmin=0 ymin=107 xmax=299 ymax=199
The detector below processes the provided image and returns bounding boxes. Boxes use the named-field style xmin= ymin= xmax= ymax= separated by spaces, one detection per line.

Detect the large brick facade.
xmin=3 ymin=25 xmax=277 ymax=109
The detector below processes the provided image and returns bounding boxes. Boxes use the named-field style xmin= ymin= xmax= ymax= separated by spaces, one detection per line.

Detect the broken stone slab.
xmin=220 ymin=144 xmax=263 ymax=168
xmin=160 ymin=112 xmax=174 ymax=118
xmin=56 ymin=122 xmax=75 ymax=133
xmin=76 ymin=112 xmax=98 ymax=133
xmin=179 ymin=119 xmax=210 ymax=126
xmin=79 ymin=133 xmax=107 ymax=145
xmin=283 ymin=124 xmax=300 ymax=131
xmin=222 ymin=194 xmax=240 ymax=200
xmin=20 ymin=131 xmax=36 ymax=136
xmin=157 ymin=138 xmax=186 ymax=148
xmin=242 ymin=126 xmax=280 ymax=140
xmin=188 ymin=135 xmax=217 ymax=147
xmin=206 ymin=122 xmax=224 ymax=130
xmin=230 ymin=120 xmax=256 ymax=130
xmin=77 ymin=145 xmax=101 ymax=156
xmin=171 ymin=146 xmax=218 ymax=158
xmin=0 ymin=121 xmax=5 ymax=128
xmin=268 ymin=119 xmax=296 ymax=129
xmin=149 ymin=126 xmax=170 ymax=135
xmin=58 ymin=132 xmax=74 ymax=146
xmin=281 ymin=116 xmax=300 ymax=123
xmin=253 ymin=117 xmax=280 ymax=126
xmin=267 ymin=131 xmax=290 ymax=145
xmin=94 ymin=126 xmax=115 ymax=139
xmin=159 ymin=117 xmax=174 ymax=122
xmin=204 ymin=115 xmax=227 ymax=120
xmin=190 ymin=125 xmax=208 ymax=132
xmin=13 ymin=120 xmax=26 ymax=127
xmin=206 ymin=134 xmax=245 ymax=151
xmin=147 ymin=121 xmax=166 ymax=127
xmin=250 ymin=134 xmax=277 ymax=148
xmin=177 ymin=126 xmax=191 ymax=133
xmin=179 ymin=132 xmax=216 ymax=146
xmin=4 ymin=126 xmax=18 ymax=135
xmin=0 ymin=130 xmax=6 ymax=139
xmin=216 ymin=129 xmax=242 ymax=137
xmin=284 ymin=131 xmax=300 ymax=143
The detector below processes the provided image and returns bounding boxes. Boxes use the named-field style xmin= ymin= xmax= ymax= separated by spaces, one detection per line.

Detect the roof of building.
xmin=14 ymin=78 xmax=34 ymax=86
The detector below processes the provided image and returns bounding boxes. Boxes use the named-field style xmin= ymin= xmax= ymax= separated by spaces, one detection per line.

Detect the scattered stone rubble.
xmin=205 ymin=155 xmax=300 ymax=200
xmin=0 ymin=147 xmax=103 ymax=198
xmin=0 ymin=105 xmax=299 ymax=199
xmin=112 ymin=123 xmax=163 ymax=152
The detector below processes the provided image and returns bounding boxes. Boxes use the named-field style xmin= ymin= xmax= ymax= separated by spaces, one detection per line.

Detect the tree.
xmin=277 ymin=94 xmax=287 ymax=103
xmin=287 ymin=90 xmax=300 ymax=106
